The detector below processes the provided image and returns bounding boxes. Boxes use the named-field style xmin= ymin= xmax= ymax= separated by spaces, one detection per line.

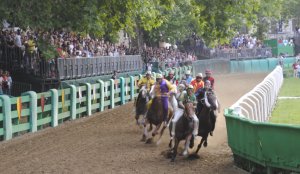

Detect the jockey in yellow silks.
xmin=148 ymin=73 xmax=176 ymax=126
xmin=138 ymin=71 xmax=155 ymax=92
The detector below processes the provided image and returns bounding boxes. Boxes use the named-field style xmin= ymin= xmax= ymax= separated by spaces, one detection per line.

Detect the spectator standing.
xmin=292 ymin=60 xmax=299 ymax=78
xmin=1 ymin=71 xmax=9 ymax=95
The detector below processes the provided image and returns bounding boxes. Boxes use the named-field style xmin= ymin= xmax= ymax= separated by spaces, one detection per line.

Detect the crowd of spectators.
xmin=0 ymin=27 xmax=194 ymax=61
xmin=143 ymin=46 xmax=196 ymax=68
xmin=216 ymin=35 xmax=264 ymax=50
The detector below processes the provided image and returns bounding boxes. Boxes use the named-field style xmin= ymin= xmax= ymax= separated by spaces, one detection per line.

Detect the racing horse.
xmin=195 ymin=90 xmax=219 ymax=154
xmin=135 ymin=86 xmax=148 ymax=125
xmin=169 ymin=102 xmax=195 ymax=162
xmin=143 ymin=94 xmax=174 ymax=145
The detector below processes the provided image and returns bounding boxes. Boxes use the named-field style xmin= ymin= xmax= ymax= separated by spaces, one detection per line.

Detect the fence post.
xmin=130 ymin=76 xmax=135 ymax=101
xmin=120 ymin=77 xmax=125 ymax=105
xmin=84 ymin=83 xmax=92 ymax=116
xmin=109 ymin=79 xmax=115 ymax=109
xmin=0 ymin=95 xmax=12 ymax=140
xmin=49 ymin=89 xmax=58 ymax=127
xmin=97 ymin=80 xmax=105 ymax=111
xmin=68 ymin=85 xmax=77 ymax=120
xmin=22 ymin=91 xmax=37 ymax=132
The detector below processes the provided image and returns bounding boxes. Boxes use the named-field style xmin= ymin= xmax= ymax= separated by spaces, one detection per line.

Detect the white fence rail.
xmin=230 ymin=66 xmax=283 ymax=122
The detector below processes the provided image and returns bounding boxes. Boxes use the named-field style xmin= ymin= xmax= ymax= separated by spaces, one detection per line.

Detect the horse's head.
xmin=184 ymin=102 xmax=195 ymax=117
xmin=139 ymin=86 xmax=148 ymax=99
xmin=204 ymin=91 xmax=218 ymax=111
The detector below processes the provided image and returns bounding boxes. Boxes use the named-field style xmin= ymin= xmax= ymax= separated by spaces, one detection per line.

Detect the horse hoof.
xmin=156 ymin=139 xmax=162 ymax=145
xmin=204 ymin=142 xmax=208 ymax=147
xmin=140 ymin=135 xmax=146 ymax=142
xmin=182 ymin=150 xmax=188 ymax=156
xmin=145 ymin=138 xmax=152 ymax=144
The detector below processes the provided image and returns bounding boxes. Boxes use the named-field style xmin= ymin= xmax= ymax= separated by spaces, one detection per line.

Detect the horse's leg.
xmin=195 ymin=135 xmax=207 ymax=154
xmin=183 ymin=134 xmax=192 ymax=156
xmin=142 ymin=119 xmax=149 ymax=142
xmin=135 ymin=114 xmax=139 ymax=125
xmin=156 ymin=123 xmax=167 ymax=145
xmin=171 ymin=138 xmax=179 ymax=162
xmin=152 ymin=123 xmax=162 ymax=137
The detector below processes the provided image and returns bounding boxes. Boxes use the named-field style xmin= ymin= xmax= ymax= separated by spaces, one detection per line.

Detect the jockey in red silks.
xmin=151 ymin=73 xmax=176 ymax=126
xmin=203 ymin=69 xmax=215 ymax=90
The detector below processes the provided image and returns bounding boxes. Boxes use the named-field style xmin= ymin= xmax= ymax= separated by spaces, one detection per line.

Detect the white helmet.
xmin=146 ymin=71 xmax=152 ymax=75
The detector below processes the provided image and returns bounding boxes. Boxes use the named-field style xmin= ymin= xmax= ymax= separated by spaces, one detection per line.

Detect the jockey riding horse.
xmin=135 ymin=71 xmax=155 ymax=125
xmin=194 ymin=80 xmax=219 ymax=154
xmin=143 ymin=73 xmax=176 ymax=144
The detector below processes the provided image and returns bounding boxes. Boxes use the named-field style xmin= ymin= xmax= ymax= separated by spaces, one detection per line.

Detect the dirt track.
xmin=0 ymin=73 xmax=267 ymax=174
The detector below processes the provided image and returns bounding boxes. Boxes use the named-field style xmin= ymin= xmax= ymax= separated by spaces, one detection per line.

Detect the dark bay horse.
xmin=195 ymin=90 xmax=219 ymax=154
xmin=135 ymin=86 xmax=148 ymax=125
xmin=143 ymin=95 xmax=174 ymax=145
xmin=169 ymin=102 xmax=195 ymax=162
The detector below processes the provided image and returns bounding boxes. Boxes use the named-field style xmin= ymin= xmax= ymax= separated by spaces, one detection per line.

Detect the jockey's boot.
xmin=189 ymin=135 xmax=194 ymax=148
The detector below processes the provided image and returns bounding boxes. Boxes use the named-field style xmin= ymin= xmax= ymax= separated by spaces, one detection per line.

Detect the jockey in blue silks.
xmin=185 ymin=70 xmax=193 ymax=85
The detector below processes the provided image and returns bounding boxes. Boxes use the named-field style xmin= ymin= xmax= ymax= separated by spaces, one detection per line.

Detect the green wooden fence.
xmin=0 ymin=66 xmax=192 ymax=141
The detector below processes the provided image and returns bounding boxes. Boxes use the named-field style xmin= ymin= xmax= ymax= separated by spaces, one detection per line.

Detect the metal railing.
xmin=212 ymin=48 xmax=273 ymax=59
xmin=57 ymin=55 xmax=143 ymax=80
xmin=0 ymin=44 xmax=143 ymax=80
xmin=230 ymin=66 xmax=283 ymax=122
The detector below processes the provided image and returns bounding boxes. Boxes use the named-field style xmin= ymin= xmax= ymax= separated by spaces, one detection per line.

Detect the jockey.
xmin=190 ymin=73 xmax=204 ymax=93
xmin=195 ymin=80 xmax=216 ymax=136
xmin=138 ymin=71 xmax=155 ymax=92
xmin=183 ymin=85 xmax=199 ymax=148
xmin=165 ymin=70 xmax=177 ymax=85
xmin=152 ymin=73 xmax=176 ymax=126
xmin=185 ymin=70 xmax=193 ymax=85
xmin=170 ymin=84 xmax=187 ymax=137
xmin=203 ymin=69 xmax=215 ymax=89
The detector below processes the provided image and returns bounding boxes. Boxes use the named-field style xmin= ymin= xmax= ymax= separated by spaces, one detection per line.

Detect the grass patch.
xmin=278 ymin=78 xmax=300 ymax=97
xmin=270 ymin=78 xmax=300 ymax=124
xmin=270 ymin=99 xmax=300 ymax=125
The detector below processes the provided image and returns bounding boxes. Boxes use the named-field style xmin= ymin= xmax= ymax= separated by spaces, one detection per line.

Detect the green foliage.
xmin=37 ymin=39 xmax=58 ymax=61
xmin=0 ymin=0 xmax=294 ymax=48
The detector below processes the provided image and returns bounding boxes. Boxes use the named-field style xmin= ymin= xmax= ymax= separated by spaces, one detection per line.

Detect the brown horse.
xmin=143 ymin=96 xmax=174 ymax=145
xmin=135 ymin=86 xmax=148 ymax=125
xmin=169 ymin=102 xmax=195 ymax=162
xmin=195 ymin=90 xmax=218 ymax=154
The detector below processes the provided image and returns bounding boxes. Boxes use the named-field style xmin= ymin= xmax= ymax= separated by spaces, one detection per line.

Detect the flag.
xmin=41 ymin=95 xmax=45 ymax=112
xmin=17 ymin=97 xmax=22 ymax=120
xmin=61 ymin=89 xmax=65 ymax=108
